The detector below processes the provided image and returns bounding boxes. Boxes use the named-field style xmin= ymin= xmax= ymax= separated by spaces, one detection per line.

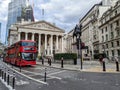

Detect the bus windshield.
xmin=21 ymin=42 xmax=36 ymax=46
xmin=21 ymin=53 xmax=36 ymax=60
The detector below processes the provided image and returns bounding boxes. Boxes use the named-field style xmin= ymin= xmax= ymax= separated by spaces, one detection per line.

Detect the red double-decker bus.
xmin=4 ymin=40 xmax=37 ymax=66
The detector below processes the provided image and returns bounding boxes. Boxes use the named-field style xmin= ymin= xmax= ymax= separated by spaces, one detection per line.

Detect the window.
xmin=102 ymin=36 xmax=104 ymax=42
xmin=102 ymin=29 xmax=104 ymax=34
xmin=94 ymin=35 xmax=96 ymax=39
xmin=116 ymin=20 xmax=119 ymax=26
xmin=115 ymin=10 xmax=117 ymax=15
xmin=106 ymin=34 xmax=108 ymax=41
xmin=117 ymin=50 xmax=120 ymax=56
xmin=107 ymin=51 xmax=109 ymax=56
xmin=111 ymin=32 xmax=114 ymax=39
xmin=106 ymin=44 xmax=108 ymax=48
xmin=105 ymin=27 xmax=107 ymax=32
xmin=102 ymin=45 xmax=105 ymax=49
xmin=111 ymin=42 xmax=114 ymax=47
xmin=117 ymin=41 xmax=119 ymax=46
xmin=22 ymin=53 xmax=36 ymax=60
xmin=112 ymin=50 xmax=114 ymax=56
xmin=116 ymin=30 xmax=120 ymax=36
xmin=110 ymin=24 xmax=113 ymax=30
xmin=21 ymin=42 xmax=36 ymax=46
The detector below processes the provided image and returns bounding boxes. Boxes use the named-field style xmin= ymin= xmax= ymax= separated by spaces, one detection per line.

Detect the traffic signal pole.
xmin=73 ymin=24 xmax=83 ymax=70
xmin=79 ymin=38 xmax=83 ymax=70
xmin=77 ymin=37 xmax=82 ymax=70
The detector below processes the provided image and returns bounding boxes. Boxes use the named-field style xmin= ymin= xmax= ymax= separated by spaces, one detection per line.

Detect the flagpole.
xmin=42 ymin=9 xmax=44 ymax=20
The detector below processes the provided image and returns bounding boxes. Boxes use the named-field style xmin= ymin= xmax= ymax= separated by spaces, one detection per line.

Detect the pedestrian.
xmin=99 ymin=55 xmax=103 ymax=65
xmin=41 ymin=53 xmax=44 ymax=65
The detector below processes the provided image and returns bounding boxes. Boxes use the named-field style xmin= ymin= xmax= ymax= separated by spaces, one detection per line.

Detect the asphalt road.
xmin=0 ymin=59 xmax=120 ymax=90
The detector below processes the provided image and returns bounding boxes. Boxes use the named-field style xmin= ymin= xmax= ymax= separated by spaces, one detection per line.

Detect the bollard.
xmin=4 ymin=68 xmax=6 ymax=82
xmin=12 ymin=72 xmax=15 ymax=89
xmin=0 ymin=67 xmax=1 ymax=77
xmin=2 ymin=68 xmax=4 ymax=79
xmin=49 ymin=58 xmax=51 ymax=66
xmin=44 ymin=68 xmax=47 ymax=82
xmin=103 ymin=61 xmax=106 ymax=71
xmin=42 ymin=58 xmax=44 ymax=65
xmin=7 ymin=70 xmax=10 ymax=85
xmin=116 ymin=61 xmax=119 ymax=71
xmin=1 ymin=70 xmax=3 ymax=79
xmin=61 ymin=57 xmax=64 ymax=68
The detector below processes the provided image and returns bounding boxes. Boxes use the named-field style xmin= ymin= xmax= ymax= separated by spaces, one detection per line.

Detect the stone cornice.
xmin=18 ymin=26 xmax=64 ymax=33
xmin=17 ymin=20 xmax=65 ymax=33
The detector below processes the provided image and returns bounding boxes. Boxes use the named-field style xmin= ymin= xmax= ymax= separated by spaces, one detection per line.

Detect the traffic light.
xmin=81 ymin=42 xmax=85 ymax=49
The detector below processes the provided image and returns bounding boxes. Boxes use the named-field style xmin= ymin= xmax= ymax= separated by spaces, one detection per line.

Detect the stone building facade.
xmin=8 ymin=20 xmax=65 ymax=56
xmin=65 ymin=0 xmax=119 ymax=60
xmin=65 ymin=29 xmax=77 ymax=53
xmin=99 ymin=0 xmax=120 ymax=58
xmin=80 ymin=3 xmax=110 ymax=58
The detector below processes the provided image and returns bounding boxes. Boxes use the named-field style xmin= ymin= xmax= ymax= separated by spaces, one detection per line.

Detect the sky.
xmin=0 ymin=0 xmax=102 ymax=44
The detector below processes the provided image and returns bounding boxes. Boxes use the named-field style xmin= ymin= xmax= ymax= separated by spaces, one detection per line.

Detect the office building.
xmin=6 ymin=0 xmax=34 ymax=44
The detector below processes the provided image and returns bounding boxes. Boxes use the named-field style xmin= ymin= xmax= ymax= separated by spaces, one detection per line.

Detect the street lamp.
xmin=73 ymin=24 xmax=83 ymax=69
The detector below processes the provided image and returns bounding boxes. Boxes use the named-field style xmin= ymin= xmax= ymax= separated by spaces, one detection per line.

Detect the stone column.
xmin=18 ymin=32 xmax=21 ymax=41
xmin=61 ymin=36 xmax=63 ymax=52
xmin=32 ymin=33 xmax=35 ymax=41
xmin=25 ymin=32 xmax=28 ymax=40
xmin=56 ymin=35 xmax=58 ymax=50
xmin=51 ymin=35 xmax=53 ymax=55
xmin=38 ymin=34 xmax=41 ymax=55
xmin=45 ymin=34 xmax=47 ymax=55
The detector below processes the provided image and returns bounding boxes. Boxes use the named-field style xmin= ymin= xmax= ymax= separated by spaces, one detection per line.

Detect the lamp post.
xmin=73 ymin=24 xmax=83 ymax=69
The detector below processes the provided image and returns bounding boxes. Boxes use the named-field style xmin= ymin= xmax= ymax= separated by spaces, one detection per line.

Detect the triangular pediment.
xmin=18 ymin=20 xmax=65 ymax=33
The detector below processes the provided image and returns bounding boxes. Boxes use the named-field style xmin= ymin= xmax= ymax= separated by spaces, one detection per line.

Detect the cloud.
xmin=0 ymin=0 xmax=10 ymax=22
xmin=0 ymin=0 xmax=102 ymax=43
xmin=35 ymin=0 xmax=102 ymax=32
xmin=0 ymin=0 xmax=11 ymax=43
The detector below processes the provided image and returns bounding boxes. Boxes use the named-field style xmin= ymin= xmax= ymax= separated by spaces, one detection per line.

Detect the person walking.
xmin=99 ymin=55 xmax=103 ymax=65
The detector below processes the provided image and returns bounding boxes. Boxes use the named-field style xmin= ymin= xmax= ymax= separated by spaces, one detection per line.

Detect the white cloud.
xmin=0 ymin=0 xmax=11 ymax=43
xmin=35 ymin=0 xmax=102 ymax=32
xmin=0 ymin=0 xmax=10 ymax=22
xmin=0 ymin=0 xmax=102 ymax=43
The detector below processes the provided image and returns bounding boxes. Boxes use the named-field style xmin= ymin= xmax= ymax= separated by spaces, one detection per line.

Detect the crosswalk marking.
xmin=19 ymin=69 xmax=62 ymax=80
xmin=48 ymin=70 xmax=66 ymax=76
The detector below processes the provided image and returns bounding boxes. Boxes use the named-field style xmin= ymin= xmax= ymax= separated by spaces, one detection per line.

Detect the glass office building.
xmin=6 ymin=0 xmax=26 ymax=44
xmin=6 ymin=0 xmax=34 ymax=44
xmin=7 ymin=0 xmax=26 ymax=29
xmin=0 ymin=23 xmax=1 ymax=41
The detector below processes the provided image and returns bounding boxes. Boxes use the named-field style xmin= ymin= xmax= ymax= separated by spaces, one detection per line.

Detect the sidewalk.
xmin=0 ymin=80 xmax=9 ymax=90
xmin=37 ymin=60 xmax=120 ymax=73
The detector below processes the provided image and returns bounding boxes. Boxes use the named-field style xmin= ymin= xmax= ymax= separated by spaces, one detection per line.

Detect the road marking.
xmin=28 ymin=74 xmax=40 ymax=77
xmin=15 ymin=68 xmax=62 ymax=80
xmin=1 ymin=61 xmax=47 ymax=85
xmin=48 ymin=75 xmax=61 ymax=80
xmin=48 ymin=70 xmax=66 ymax=76
xmin=13 ymin=68 xmax=48 ymax=84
